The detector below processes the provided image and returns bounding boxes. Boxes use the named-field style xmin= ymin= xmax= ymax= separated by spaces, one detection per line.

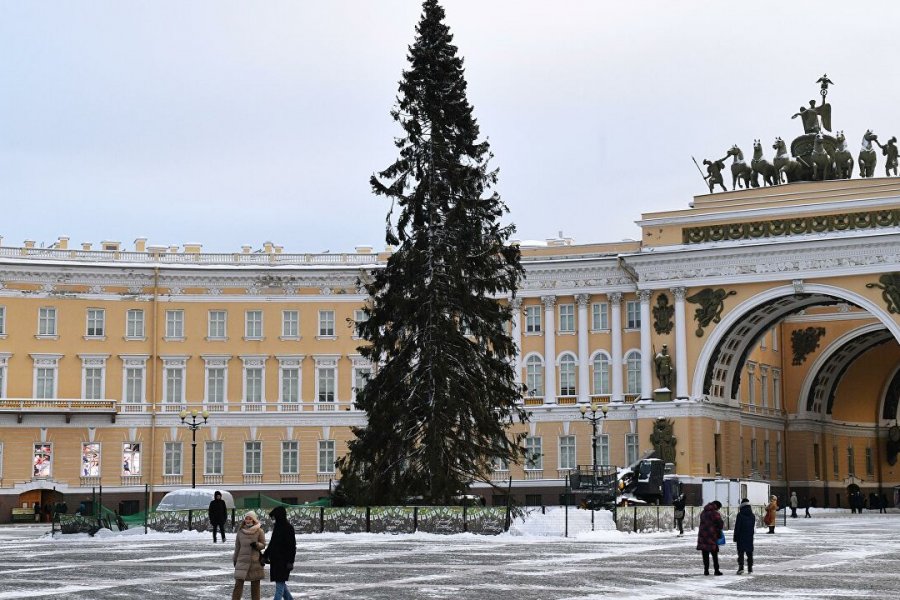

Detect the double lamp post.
xmin=580 ymin=401 xmax=609 ymax=531
xmin=179 ymin=409 xmax=210 ymax=489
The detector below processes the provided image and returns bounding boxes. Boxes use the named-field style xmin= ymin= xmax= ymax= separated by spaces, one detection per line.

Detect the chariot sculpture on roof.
xmin=695 ymin=73 xmax=895 ymax=191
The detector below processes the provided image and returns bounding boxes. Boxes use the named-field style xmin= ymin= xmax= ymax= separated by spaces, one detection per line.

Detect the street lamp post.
xmin=180 ymin=409 xmax=210 ymax=489
xmin=580 ymin=402 xmax=608 ymax=531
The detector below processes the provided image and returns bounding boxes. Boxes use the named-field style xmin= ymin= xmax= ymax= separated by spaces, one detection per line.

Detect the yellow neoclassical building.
xmin=2 ymin=176 xmax=900 ymax=518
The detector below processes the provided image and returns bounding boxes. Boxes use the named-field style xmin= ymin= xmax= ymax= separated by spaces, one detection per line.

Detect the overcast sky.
xmin=3 ymin=1 xmax=900 ymax=253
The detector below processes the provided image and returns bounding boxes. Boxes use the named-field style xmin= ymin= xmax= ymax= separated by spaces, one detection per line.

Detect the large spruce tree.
xmin=336 ymin=0 xmax=527 ymax=505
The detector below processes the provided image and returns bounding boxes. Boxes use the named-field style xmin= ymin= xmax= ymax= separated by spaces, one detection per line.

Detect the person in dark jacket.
xmin=696 ymin=500 xmax=724 ymax=576
xmin=262 ymin=506 xmax=297 ymax=600
xmin=733 ymin=498 xmax=755 ymax=574
xmin=209 ymin=490 xmax=228 ymax=543
xmin=673 ymin=494 xmax=686 ymax=536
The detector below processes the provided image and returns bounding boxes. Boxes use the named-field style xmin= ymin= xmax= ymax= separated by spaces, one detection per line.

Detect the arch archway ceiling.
xmin=706 ymin=293 xmax=844 ymax=400
xmin=808 ymin=329 xmax=894 ymax=415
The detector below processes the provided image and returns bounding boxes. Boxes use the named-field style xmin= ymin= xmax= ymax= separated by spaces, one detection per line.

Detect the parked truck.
xmin=701 ymin=478 xmax=770 ymax=507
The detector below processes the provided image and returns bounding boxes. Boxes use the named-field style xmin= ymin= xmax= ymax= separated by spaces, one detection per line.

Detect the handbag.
xmin=716 ymin=531 xmax=726 ymax=546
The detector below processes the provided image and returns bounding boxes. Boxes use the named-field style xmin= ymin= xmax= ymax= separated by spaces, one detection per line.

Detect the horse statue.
xmin=810 ymin=133 xmax=833 ymax=180
xmin=725 ymin=145 xmax=753 ymax=189
xmin=859 ymin=130 xmax=878 ymax=178
xmin=832 ymin=130 xmax=854 ymax=179
xmin=773 ymin=137 xmax=802 ymax=183
xmin=751 ymin=139 xmax=777 ymax=187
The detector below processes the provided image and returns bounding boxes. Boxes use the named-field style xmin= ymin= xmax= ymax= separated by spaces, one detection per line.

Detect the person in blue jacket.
xmin=733 ymin=498 xmax=755 ymax=575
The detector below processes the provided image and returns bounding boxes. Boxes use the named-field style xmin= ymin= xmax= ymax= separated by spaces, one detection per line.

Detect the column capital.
xmin=541 ymin=295 xmax=557 ymax=310
xmin=671 ymin=287 xmax=687 ymax=301
xmin=575 ymin=293 xmax=590 ymax=308
xmin=638 ymin=289 xmax=652 ymax=303
xmin=608 ymin=292 xmax=623 ymax=305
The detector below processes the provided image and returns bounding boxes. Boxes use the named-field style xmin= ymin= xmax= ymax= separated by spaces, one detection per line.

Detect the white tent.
xmin=156 ymin=488 xmax=235 ymax=511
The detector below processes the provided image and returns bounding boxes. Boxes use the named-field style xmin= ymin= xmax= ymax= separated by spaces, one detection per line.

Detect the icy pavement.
xmin=1 ymin=509 xmax=899 ymax=599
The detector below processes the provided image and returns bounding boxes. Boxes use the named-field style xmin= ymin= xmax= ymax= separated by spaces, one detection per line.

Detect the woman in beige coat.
xmin=232 ymin=511 xmax=267 ymax=600
xmin=764 ymin=495 xmax=778 ymax=534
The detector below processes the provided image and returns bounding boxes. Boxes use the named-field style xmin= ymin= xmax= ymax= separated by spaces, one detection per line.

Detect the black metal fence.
xmin=614 ymin=504 xmax=766 ymax=532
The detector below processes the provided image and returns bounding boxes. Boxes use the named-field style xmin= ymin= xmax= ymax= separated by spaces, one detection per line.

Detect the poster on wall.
xmin=33 ymin=443 xmax=52 ymax=478
xmin=123 ymin=442 xmax=141 ymax=475
xmin=81 ymin=443 xmax=100 ymax=477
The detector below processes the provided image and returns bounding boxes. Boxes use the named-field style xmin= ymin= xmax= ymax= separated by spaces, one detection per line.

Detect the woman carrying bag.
xmin=232 ymin=511 xmax=267 ymax=600
xmin=263 ymin=506 xmax=297 ymax=600
xmin=696 ymin=500 xmax=724 ymax=576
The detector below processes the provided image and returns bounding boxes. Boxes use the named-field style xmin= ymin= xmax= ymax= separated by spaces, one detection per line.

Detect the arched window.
xmin=525 ymin=355 xmax=544 ymax=398
xmin=559 ymin=354 xmax=576 ymax=396
xmin=592 ymin=353 xmax=610 ymax=395
xmin=625 ymin=350 xmax=642 ymax=394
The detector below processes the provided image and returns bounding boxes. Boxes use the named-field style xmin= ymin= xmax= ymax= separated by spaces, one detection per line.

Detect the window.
xmin=35 ymin=366 xmax=56 ymax=399
xmin=317 ymin=366 xmax=335 ymax=402
xmin=847 ymin=446 xmax=855 ymax=477
xmin=592 ymin=353 xmax=610 ymax=395
xmin=0 ymin=306 xmax=5 ymax=335
xmin=559 ymin=435 xmax=576 ymax=470
xmin=86 ymin=308 xmax=105 ymax=337
xmin=165 ymin=310 xmax=184 ymax=339
xmin=353 ymin=309 xmax=367 ymax=338
xmin=163 ymin=442 xmax=182 ymax=476
xmin=525 ymin=355 xmax=543 ymax=398
xmin=353 ymin=366 xmax=371 ymax=399
xmin=597 ymin=434 xmax=610 ymax=466
xmin=772 ymin=329 xmax=779 ymax=351
xmin=866 ymin=447 xmax=874 ymax=477
xmin=122 ymin=442 xmax=141 ymax=475
xmin=0 ymin=443 xmax=3 ymax=479
xmin=33 ymin=443 xmax=52 ymax=478
xmin=625 ymin=351 xmax=641 ymax=394
xmin=760 ymin=332 xmax=767 ymax=350
xmin=282 ymin=441 xmax=299 ymax=474
xmin=626 ymin=433 xmax=639 ymax=466
xmin=124 ymin=365 xmax=144 ymax=404
xmin=592 ymin=302 xmax=608 ymax=330
xmin=760 ymin=367 xmax=769 ymax=407
xmin=832 ymin=445 xmax=839 ymax=478
xmin=318 ymin=310 xmax=335 ymax=337
xmin=208 ymin=310 xmax=227 ymax=339
xmin=750 ymin=439 xmax=758 ymax=472
xmin=280 ymin=366 xmax=300 ymax=403
xmin=525 ymin=436 xmax=543 ymax=470
xmin=164 ymin=364 xmax=185 ymax=405
xmin=38 ymin=307 xmax=57 ymax=336
xmin=81 ymin=443 xmax=101 ymax=477
xmin=318 ymin=440 xmax=335 ymax=473
xmin=207 ymin=367 xmax=226 ymax=405
xmin=559 ymin=304 xmax=575 ymax=333
xmin=559 ymin=354 xmax=576 ymax=396
xmin=0 ymin=357 xmax=6 ymax=398
xmin=764 ymin=439 xmax=771 ymax=476
xmin=245 ymin=367 xmax=264 ymax=403
xmin=525 ymin=305 xmax=542 ymax=334
xmin=625 ymin=300 xmax=640 ymax=329
xmin=205 ymin=441 xmax=224 ymax=475
xmin=773 ymin=370 xmax=782 ymax=409
xmin=126 ymin=309 xmax=145 ymax=338
xmin=84 ymin=367 xmax=104 ymax=400
xmin=245 ymin=310 xmax=263 ymax=339
xmin=491 ymin=456 xmax=509 ymax=471
xmin=776 ymin=440 xmax=783 ymax=478
xmin=813 ymin=443 xmax=821 ymax=480
xmin=244 ymin=441 xmax=262 ymax=475
xmin=747 ymin=365 xmax=756 ymax=405
xmin=282 ymin=310 xmax=299 ymax=338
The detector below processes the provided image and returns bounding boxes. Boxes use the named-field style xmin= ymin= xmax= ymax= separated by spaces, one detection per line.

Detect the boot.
xmin=748 ymin=556 xmax=753 ymax=574
xmin=737 ymin=568 xmax=744 ymax=575
xmin=714 ymin=571 xmax=723 ymax=576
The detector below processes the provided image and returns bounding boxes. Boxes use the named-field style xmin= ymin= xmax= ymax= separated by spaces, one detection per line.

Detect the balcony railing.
xmin=162 ymin=475 xmax=183 ymax=486
xmin=204 ymin=475 xmax=224 ymax=485
xmin=524 ymin=469 xmax=544 ymax=480
xmin=0 ymin=398 xmax=117 ymax=423
xmin=120 ymin=475 xmax=143 ymax=486
xmin=243 ymin=474 xmax=263 ymax=485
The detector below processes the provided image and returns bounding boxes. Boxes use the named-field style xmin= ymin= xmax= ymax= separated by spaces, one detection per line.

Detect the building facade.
xmin=2 ymin=177 xmax=900 ymax=517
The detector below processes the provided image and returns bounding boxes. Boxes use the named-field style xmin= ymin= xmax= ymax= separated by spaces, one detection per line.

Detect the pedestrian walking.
xmin=232 ymin=511 xmax=266 ymax=600
xmin=262 ymin=506 xmax=297 ymax=600
xmin=764 ymin=495 xmax=778 ymax=534
xmin=673 ymin=494 xmax=686 ymax=536
xmin=880 ymin=493 xmax=888 ymax=514
xmin=733 ymin=498 xmax=755 ymax=575
xmin=209 ymin=490 xmax=228 ymax=543
xmin=805 ymin=496 xmax=816 ymax=518
xmin=696 ymin=500 xmax=724 ymax=576
xmin=790 ymin=492 xmax=798 ymax=518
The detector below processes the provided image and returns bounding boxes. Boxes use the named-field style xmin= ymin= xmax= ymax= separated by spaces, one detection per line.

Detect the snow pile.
xmin=507 ymin=506 xmax=617 ymax=537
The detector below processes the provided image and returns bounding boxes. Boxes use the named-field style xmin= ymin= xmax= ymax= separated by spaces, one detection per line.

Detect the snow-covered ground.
xmin=1 ymin=508 xmax=899 ymax=599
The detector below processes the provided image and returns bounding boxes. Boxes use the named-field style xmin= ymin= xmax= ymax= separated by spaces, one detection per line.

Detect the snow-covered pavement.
xmin=1 ymin=509 xmax=899 ymax=599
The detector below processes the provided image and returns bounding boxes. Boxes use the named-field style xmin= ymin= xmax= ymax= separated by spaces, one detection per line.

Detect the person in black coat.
xmin=208 ymin=490 xmax=228 ymax=543
xmin=672 ymin=494 xmax=686 ymax=536
xmin=733 ymin=498 xmax=755 ymax=575
xmin=263 ymin=506 xmax=297 ymax=600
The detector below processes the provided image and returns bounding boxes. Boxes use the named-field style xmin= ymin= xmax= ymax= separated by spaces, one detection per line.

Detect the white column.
xmin=639 ymin=290 xmax=653 ymax=401
xmin=609 ymin=292 xmax=624 ymax=402
xmin=673 ymin=287 xmax=689 ymax=399
xmin=542 ymin=295 xmax=557 ymax=405
xmin=510 ymin=297 xmax=523 ymax=387
xmin=576 ymin=293 xmax=590 ymax=403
